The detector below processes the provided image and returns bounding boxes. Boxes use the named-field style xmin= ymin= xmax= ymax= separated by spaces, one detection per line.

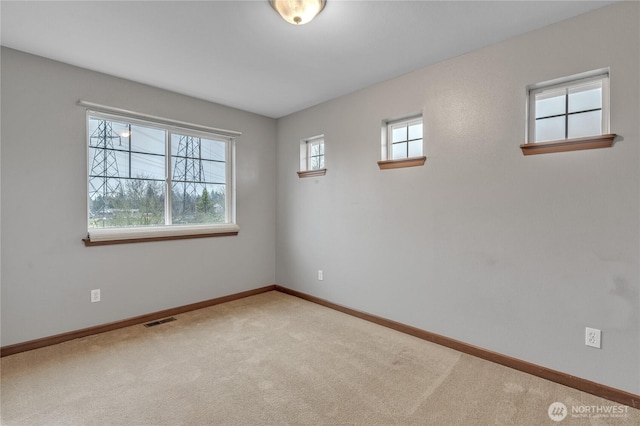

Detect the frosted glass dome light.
xmin=269 ymin=0 xmax=326 ymax=25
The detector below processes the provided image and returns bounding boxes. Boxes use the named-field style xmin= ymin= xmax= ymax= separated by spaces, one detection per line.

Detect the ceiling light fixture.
xmin=269 ymin=0 xmax=326 ymax=25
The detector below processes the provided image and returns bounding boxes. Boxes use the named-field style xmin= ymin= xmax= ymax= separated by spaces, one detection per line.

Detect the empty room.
xmin=1 ymin=1 xmax=639 ymax=424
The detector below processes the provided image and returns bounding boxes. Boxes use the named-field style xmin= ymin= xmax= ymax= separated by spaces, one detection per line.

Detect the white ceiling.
xmin=1 ymin=1 xmax=615 ymax=118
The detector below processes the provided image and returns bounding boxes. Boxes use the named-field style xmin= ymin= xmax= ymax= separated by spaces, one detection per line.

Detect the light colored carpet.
xmin=1 ymin=291 xmax=638 ymax=425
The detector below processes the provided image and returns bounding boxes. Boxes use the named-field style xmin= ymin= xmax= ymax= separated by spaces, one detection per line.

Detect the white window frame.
xmin=298 ymin=134 xmax=326 ymax=178
xmin=381 ymin=115 xmax=424 ymax=161
xmin=307 ymin=136 xmax=325 ymax=170
xmin=527 ymin=70 xmax=610 ymax=144
xmin=81 ymin=102 xmax=239 ymax=244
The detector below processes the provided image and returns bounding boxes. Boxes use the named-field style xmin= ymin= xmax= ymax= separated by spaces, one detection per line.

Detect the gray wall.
xmin=2 ymin=2 xmax=638 ymax=396
xmin=1 ymin=48 xmax=277 ymax=346
xmin=275 ymin=3 xmax=639 ymax=394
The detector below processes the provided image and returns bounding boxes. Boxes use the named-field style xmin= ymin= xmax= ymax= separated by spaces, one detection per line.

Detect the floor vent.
xmin=144 ymin=317 xmax=177 ymax=328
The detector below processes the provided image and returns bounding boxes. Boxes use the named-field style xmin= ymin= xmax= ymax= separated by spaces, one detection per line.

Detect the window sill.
xmin=297 ymin=168 xmax=327 ymax=178
xmin=83 ymin=224 xmax=240 ymax=246
xmin=520 ymin=134 xmax=616 ymax=156
xmin=377 ymin=156 xmax=426 ymax=170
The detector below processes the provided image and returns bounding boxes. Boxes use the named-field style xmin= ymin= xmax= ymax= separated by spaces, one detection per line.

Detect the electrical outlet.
xmin=585 ymin=327 xmax=601 ymax=348
xmin=91 ymin=289 xmax=101 ymax=303
xmin=318 ymin=270 xmax=323 ymax=281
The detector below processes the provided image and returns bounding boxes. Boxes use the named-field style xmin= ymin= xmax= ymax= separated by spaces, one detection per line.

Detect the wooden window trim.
xmin=297 ymin=168 xmax=327 ymax=178
xmin=377 ymin=156 xmax=426 ymax=170
xmin=83 ymin=231 xmax=238 ymax=246
xmin=520 ymin=134 xmax=616 ymax=156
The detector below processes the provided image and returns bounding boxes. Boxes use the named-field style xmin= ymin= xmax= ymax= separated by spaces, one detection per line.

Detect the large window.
xmin=85 ymin=109 xmax=238 ymax=244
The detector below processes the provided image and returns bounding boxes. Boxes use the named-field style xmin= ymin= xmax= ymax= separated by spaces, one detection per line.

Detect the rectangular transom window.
xmin=85 ymin=109 xmax=238 ymax=243
xmin=306 ymin=136 xmax=325 ymax=170
xmin=386 ymin=117 xmax=423 ymax=160
xmin=298 ymin=134 xmax=326 ymax=178
xmin=528 ymin=72 xmax=609 ymax=143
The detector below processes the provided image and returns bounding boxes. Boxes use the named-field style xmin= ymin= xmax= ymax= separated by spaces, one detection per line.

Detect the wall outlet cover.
xmin=585 ymin=327 xmax=601 ymax=349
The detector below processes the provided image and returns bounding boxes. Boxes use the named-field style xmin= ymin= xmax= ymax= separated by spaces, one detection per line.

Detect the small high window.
xmin=529 ymin=73 xmax=609 ymax=142
xmin=388 ymin=117 xmax=423 ymax=159
xmin=521 ymin=70 xmax=615 ymax=155
xmin=306 ymin=136 xmax=325 ymax=170
xmin=298 ymin=135 xmax=326 ymax=178
xmin=378 ymin=115 xmax=426 ymax=169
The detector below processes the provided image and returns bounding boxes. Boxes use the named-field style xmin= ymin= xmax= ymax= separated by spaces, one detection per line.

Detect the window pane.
xmin=568 ymin=85 xmax=601 ymax=113
xmin=172 ymin=135 xmax=207 ymax=182
xmin=199 ymin=138 xmax=226 ymax=162
xmin=172 ymin=182 xmax=202 ymax=223
xmin=307 ymin=141 xmax=324 ymax=155
xmin=89 ymin=118 xmax=131 ymax=150
xmin=535 ymin=116 xmax=565 ymax=142
xmin=113 ymin=150 xmax=131 ymax=177
xmin=89 ymin=147 xmax=125 ymax=179
xmin=89 ymin=119 xmax=166 ymax=182
xmin=88 ymin=118 xmax=131 ymax=181
xmin=130 ymin=125 xmax=165 ymax=155
xmin=309 ymin=143 xmax=321 ymax=156
xmin=171 ymin=132 xmax=228 ymax=226
xmin=89 ymin=178 xmax=165 ymax=229
xmin=304 ymin=139 xmax=324 ymax=171
xmin=392 ymin=142 xmax=407 ymax=159
xmin=310 ymin=155 xmax=323 ymax=170
xmin=408 ymin=123 xmax=423 ymax=140
xmin=171 ymin=134 xmax=204 ymax=158
xmin=131 ymin=153 xmax=165 ymax=180
xmin=201 ymin=160 xmax=226 ymax=184
xmin=568 ymin=110 xmax=602 ymax=138
xmin=408 ymin=140 xmax=423 ymax=157
xmin=171 ymin=156 xmax=198 ymax=182
xmin=89 ymin=176 xmax=123 ymax=207
xmin=535 ymin=91 xmax=565 ymax=118
xmin=209 ymin=184 xmax=227 ymax=221
xmin=111 ymin=122 xmax=131 ymax=150
xmin=172 ymin=183 xmax=225 ymax=225
xmin=392 ymin=126 xmax=407 ymax=143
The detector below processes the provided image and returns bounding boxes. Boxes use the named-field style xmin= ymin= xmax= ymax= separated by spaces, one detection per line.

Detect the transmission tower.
xmin=172 ymin=135 xmax=204 ymax=213
xmin=89 ymin=120 xmax=122 ymax=206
